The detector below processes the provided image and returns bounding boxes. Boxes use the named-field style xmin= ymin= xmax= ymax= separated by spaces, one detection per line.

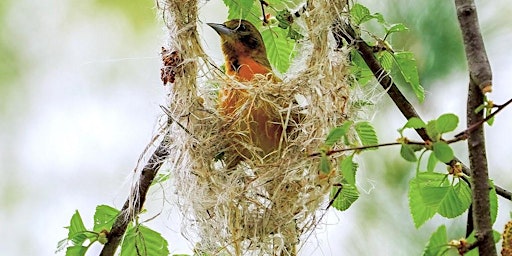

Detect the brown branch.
xmin=309 ymin=141 xmax=425 ymax=157
xmin=452 ymin=97 xmax=512 ymax=140
xmin=99 ymin=136 xmax=169 ymax=256
xmin=455 ymin=0 xmax=496 ymax=254
xmin=333 ymin=20 xmax=512 ymax=203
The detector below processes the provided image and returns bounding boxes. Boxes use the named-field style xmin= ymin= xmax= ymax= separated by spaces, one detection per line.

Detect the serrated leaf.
xmin=433 ymin=141 xmax=453 ymax=163
xmin=350 ymin=3 xmax=371 ymax=25
xmin=94 ymin=205 xmax=120 ymax=233
xmin=261 ymin=28 xmax=295 ymax=73
xmin=378 ymin=51 xmax=394 ymax=71
xmin=325 ymin=121 xmax=352 ymax=147
xmin=223 ymin=0 xmax=257 ymax=21
xmin=423 ymin=225 xmax=447 ymax=256
xmin=426 ymin=120 xmax=440 ymax=141
xmin=68 ymin=210 xmax=88 ymax=245
xmin=387 ymin=23 xmax=408 ymax=34
xmin=404 ymin=117 xmax=426 ymax=129
xmin=66 ymin=245 xmax=87 ymax=256
xmin=355 ymin=122 xmax=378 ymax=149
xmin=409 ymin=172 xmax=448 ymax=227
xmin=331 ymin=184 xmax=359 ymax=211
xmin=437 ymin=181 xmax=472 ymax=218
xmin=436 ymin=113 xmax=458 ymax=133
xmin=351 ymin=51 xmax=374 ymax=86
xmin=393 ymin=52 xmax=424 ymax=102
xmin=340 ymin=155 xmax=356 ymax=185
xmin=427 ymin=152 xmax=438 ymax=173
xmin=401 ymin=144 xmax=417 ymax=162
xmin=121 ymin=225 xmax=169 ymax=256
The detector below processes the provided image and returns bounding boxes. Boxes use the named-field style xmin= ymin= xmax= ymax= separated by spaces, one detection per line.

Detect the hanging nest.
xmin=158 ymin=0 xmax=352 ymax=255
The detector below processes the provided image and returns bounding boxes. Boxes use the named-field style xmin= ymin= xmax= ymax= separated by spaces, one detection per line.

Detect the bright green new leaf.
xmin=433 ymin=141 xmax=454 ymax=163
xmin=425 ymin=120 xmax=440 ymax=141
xmin=404 ymin=117 xmax=426 ymax=129
xmin=93 ymin=205 xmax=120 ymax=233
xmin=355 ymin=122 xmax=378 ymax=148
xmin=400 ymin=144 xmax=418 ymax=162
xmin=423 ymin=225 xmax=447 ymax=256
xmin=378 ymin=51 xmax=394 ymax=71
xmin=261 ymin=27 xmax=295 ymax=73
xmin=436 ymin=113 xmax=458 ymax=133
xmin=426 ymin=152 xmax=438 ymax=173
xmin=66 ymin=245 xmax=87 ymax=256
xmin=437 ymin=181 xmax=472 ymax=218
xmin=350 ymin=3 xmax=371 ymax=25
xmin=409 ymin=172 xmax=449 ymax=227
xmin=120 ymin=225 xmax=169 ymax=256
xmin=387 ymin=23 xmax=408 ymax=34
xmin=331 ymin=183 xmax=359 ymax=211
xmin=351 ymin=51 xmax=374 ymax=86
xmin=325 ymin=121 xmax=353 ymax=147
xmin=340 ymin=155 xmax=356 ymax=185
xmin=393 ymin=52 xmax=424 ymax=102
xmin=223 ymin=0 xmax=257 ymax=22
xmin=68 ymin=210 xmax=88 ymax=245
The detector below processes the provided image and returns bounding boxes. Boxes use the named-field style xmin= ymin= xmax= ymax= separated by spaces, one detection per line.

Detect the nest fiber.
xmin=159 ymin=0 xmax=351 ymax=255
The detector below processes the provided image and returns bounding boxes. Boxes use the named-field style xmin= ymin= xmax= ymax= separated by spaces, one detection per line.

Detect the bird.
xmin=208 ymin=19 xmax=285 ymax=166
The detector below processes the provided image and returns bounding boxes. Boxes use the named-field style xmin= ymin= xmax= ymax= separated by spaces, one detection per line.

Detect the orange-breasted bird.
xmin=208 ymin=19 xmax=284 ymax=165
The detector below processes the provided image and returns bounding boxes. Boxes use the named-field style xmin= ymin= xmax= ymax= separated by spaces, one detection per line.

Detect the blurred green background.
xmin=1 ymin=0 xmax=511 ymax=255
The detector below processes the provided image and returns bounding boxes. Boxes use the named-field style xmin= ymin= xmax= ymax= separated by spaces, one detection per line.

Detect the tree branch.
xmin=333 ymin=19 xmax=511 ymax=204
xmin=99 ymin=135 xmax=170 ymax=256
xmin=455 ymin=0 xmax=496 ymax=254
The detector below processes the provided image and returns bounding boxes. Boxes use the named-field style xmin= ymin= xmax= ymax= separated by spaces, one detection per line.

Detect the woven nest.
xmin=158 ymin=0 xmax=352 ymax=255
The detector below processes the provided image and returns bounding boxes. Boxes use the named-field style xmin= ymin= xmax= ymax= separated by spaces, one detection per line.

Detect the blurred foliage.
xmin=93 ymin=0 xmax=157 ymax=31
xmin=0 ymin=0 xmax=21 ymax=113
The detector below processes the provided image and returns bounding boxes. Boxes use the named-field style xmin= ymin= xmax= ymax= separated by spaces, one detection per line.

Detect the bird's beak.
xmin=207 ymin=23 xmax=233 ymax=36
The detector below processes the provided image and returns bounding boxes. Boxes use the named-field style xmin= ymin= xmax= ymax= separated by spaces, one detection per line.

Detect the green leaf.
xmin=425 ymin=120 xmax=440 ymax=141
xmin=387 ymin=23 xmax=408 ymax=34
xmin=436 ymin=113 xmax=458 ymax=133
xmin=120 ymin=225 xmax=169 ymax=256
xmin=489 ymin=180 xmax=498 ymax=224
xmin=409 ymin=172 xmax=448 ymax=227
xmin=404 ymin=117 xmax=426 ymax=129
xmin=65 ymin=245 xmax=87 ymax=256
xmin=426 ymin=152 xmax=438 ymax=173
xmin=331 ymin=184 xmax=359 ymax=211
xmin=400 ymin=144 xmax=418 ymax=162
xmin=223 ymin=0 xmax=257 ymax=21
xmin=423 ymin=225 xmax=447 ymax=256
xmin=378 ymin=51 xmax=394 ymax=71
xmin=432 ymin=141 xmax=454 ymax=163
xmin=151 ymin=172 xmax=171 ymax=186
xmin=68 ymin=210 xmax=88 ymax=245
xmin=350 ymin=3 xmax=371 ymax=25
xmin=351 ymin=51 xmax=374 ymax=86
xmin=261 ymin=27 xmax=295 ymax=73
xmin=324 ymin=121 xmax=353 ymax=147
xmin=393 ymin=52 xmax=424 ymax=102
xmin=437 ymin=181 xmax=472 ymax=218
xmin=340 ymin=155 xmax=356 ymax=185
xmin=319 ymin=154 xmax=331 ymax=174
xmin=93 ymin=205 xmax=120 ymax=233
xmin=355 ymin=121 xmax=378 ymax=149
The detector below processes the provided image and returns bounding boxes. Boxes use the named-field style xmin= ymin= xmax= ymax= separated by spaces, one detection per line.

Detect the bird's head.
xmin=207 ymin=19 xmax=267 ymax=57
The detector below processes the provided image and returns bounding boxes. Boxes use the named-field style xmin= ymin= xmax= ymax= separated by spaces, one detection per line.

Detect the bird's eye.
xmin=238 ymin=24 xmax=247 ymax=31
